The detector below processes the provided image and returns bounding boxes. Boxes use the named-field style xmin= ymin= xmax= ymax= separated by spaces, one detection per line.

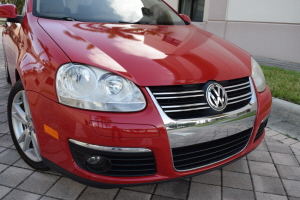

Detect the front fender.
xmin=17 ymin=13 xmax=70 ymax=102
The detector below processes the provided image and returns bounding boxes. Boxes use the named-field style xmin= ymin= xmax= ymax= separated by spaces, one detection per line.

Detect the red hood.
xmin=38 ymin=19 xmax=251 ymax=86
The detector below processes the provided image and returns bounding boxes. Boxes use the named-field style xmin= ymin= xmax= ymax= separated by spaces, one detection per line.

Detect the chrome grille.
xmin=148 ymin=77 xmax=252 ymax=119
xmin=222 ymin=77 xmax=252 ymax=112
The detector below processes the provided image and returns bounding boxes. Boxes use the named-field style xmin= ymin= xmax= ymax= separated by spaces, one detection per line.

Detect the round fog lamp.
xmin=86 ymin=155 xmax=111 ymax=172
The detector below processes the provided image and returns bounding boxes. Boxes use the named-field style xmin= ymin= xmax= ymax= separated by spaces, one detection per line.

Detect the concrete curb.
xmin=271 ymin=97 xmax=300 ymax=125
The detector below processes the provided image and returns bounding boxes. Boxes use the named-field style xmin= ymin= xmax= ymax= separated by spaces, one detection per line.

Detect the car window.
xmin=15 ymin=0 xmax=26 ymax=15
xmin=33 ymin=0 xmax=186 ymax=25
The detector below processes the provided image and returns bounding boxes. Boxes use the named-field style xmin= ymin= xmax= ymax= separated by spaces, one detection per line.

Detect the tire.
xmin=7 ymin=80 xmax=49 ymax=170
xmin=5 ymin=62 xmax=12 ymax=84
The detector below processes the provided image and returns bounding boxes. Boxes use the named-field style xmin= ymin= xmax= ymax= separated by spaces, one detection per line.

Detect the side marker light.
xmin=44 ymin=124 xmax=59 ymax=140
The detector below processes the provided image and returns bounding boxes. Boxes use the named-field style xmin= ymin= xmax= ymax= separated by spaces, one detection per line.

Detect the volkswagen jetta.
xmin=0 ymin=0 xmax=272 ymax=188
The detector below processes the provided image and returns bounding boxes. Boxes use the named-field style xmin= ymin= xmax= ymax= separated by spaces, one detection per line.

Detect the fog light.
xmin=86 ymin=155 xmax=111 ymax=172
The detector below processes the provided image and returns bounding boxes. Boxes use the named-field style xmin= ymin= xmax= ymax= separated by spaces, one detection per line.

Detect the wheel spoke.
xmin=23 ymin=132 xmax=32 ymax=152
xmin=12 ymin=112 xmax=26 ymax=124
xmin=18 ymin=129 xmax=29 ymax=143
xmin=31 ymin=132 xmax=42 ymax=160
xmin=12 ymin=103 xmax=27 ymax=124
xmin=22 ymin=91 xmax=31 ymax=118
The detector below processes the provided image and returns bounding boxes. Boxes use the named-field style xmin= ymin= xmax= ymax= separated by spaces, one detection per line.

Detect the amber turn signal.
xmin=43 ymin=124 xmax=59 ymax=140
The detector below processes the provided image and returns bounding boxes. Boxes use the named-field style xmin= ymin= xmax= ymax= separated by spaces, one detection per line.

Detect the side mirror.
xmin=0 ymin=4 xmax=17 ymax=19
xmin=180 ymin=14 xmax=191 ymax=24
xmin=0 ymin=4 xmax=23 ymax=23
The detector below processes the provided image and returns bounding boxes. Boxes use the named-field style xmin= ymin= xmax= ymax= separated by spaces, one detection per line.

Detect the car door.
xmin=2 ymin=0 xmax=26 ymax=83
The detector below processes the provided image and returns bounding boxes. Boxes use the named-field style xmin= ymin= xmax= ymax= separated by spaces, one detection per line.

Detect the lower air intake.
xmin=69 ymin=142 xmax=156 ymax=177
xmin=172 ymin=128 xmax=253 ymax=171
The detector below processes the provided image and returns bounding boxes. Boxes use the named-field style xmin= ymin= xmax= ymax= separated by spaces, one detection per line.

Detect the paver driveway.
xmin=1 ymin=29 xmax=300 ymax=200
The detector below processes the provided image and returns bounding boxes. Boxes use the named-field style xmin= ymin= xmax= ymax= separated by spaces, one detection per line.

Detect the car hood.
xmin=38 ymin=19 xmax=251 ymax=86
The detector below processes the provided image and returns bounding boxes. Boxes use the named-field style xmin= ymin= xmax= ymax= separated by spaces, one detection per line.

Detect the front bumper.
xmin=27 ymin=85 xmax=272 ymax=188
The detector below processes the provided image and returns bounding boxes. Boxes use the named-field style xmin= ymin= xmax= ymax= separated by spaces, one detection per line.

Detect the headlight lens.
xmin=251 ymin=57 xmax=266 ymax=92
xmin=61 ymin=65 xmax=97 ymax=98
xmin=56 ymin=64 xmax=146 ymax=112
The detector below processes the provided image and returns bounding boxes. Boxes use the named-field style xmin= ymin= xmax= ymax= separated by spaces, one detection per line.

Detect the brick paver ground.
xmin=1 ymin=29 xmax=300 ymax=200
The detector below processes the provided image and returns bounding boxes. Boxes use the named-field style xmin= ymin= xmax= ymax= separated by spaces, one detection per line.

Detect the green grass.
xmin=226 ymin=111 xmax=256 ymax=123
xmin=261 ymin=66 xmax=300 ymax=105
xmin=284 ymin=134 xmax=299 ymax=141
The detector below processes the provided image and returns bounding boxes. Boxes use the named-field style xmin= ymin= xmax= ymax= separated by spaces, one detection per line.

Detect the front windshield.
xmin=33 ymin=0 xmax=186 ymax=25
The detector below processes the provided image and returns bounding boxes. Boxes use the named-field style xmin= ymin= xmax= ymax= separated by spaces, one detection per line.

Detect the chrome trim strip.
xmin=162 ymin=103 xmax=208 ymax=109
xmin=146 ymin=77 xmax=257 ymax=172
xmin=226 ymin=85 xmax=250 ymax=92
xmin=228 ymin=96 xmax=252 ymax=105
xmin=224 ymin=82 xmax=249 ymax=89
xmin=228 ymin=92 xmax=252 ymax=101
xmin=69 ymin=139 xmax=151 ymax=153
xmin=153 ymin=90 xmax=204 ymax=95
xmin=155 ymin=94 xmax=204 ymax=99
xmin=165 ymin=107 xmax=210 ymax=113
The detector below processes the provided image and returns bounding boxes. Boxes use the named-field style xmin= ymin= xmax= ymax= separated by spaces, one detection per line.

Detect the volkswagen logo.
xmin=206 ymin=83 xmax=228 ymax=111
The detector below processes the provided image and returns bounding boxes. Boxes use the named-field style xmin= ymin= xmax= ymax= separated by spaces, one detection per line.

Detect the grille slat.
xmin=149 ymin=77 xmax=252 ymax=119
xmin=226 ymin=85 xmax=250 ymax=92
xmin=155 ymin=94 xmax=204 ymax=99
xmin=172 ymin=128 xmax=252 ymax=171
xmin=69 ymin=142 xmax=156 ymax=177
xmin=224 ymin=82 xmax=250 ymax=89
xmin=228 ymin=96 xmax=252 ymax=105
xmin=228 ymin=92 xmax=252 ymax=101
xmin=112 ymin=163 xmax=155 ymax=167
xmin=162 ymin=103 xmax=207 ymax=109
xmin=153 ymin=90 xmax=204 ymax=95
xmin=165 ymin=106 xmax=210 ymax=113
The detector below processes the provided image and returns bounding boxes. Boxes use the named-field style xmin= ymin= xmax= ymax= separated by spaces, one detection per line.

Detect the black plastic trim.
xmin=254 ymin=119 xmax=268 ymax=142
xmin=172 ymin=128 xmax=252 ymax=171
xmin=69 ymin=141 xmax=156 ymax=177
xmin=7 ymin=15 xmax=23 ymax=23
xmin=42 ymin=148 xmax=255 ymax=189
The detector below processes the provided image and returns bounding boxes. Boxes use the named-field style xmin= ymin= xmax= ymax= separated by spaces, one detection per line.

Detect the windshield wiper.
xmin=38 ymin=16 xmax=78 ymax=21
xmin=62 ymin=17 xmax=77 ymax=21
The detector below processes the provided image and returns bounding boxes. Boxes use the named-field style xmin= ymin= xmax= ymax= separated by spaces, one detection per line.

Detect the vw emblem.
xmin=206 ymin=83 xmax=228 ymax=111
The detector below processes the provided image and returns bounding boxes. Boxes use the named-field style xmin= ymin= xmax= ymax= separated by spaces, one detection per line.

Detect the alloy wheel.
xmin=11 ymin=90 xmax=42 ymax=162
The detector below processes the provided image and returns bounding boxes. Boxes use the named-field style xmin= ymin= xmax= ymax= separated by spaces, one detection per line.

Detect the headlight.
xmin=56 ymin=63 xmax=146 ymax=112
xmin=251 ymin=57 xmax=266 ymax=92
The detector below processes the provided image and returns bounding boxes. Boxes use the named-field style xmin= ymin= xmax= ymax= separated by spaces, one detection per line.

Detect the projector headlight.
xmin=56 ymin=63 xmax=146 ymax=112
xmin=251 ymin=57 xmax=266 ymax=92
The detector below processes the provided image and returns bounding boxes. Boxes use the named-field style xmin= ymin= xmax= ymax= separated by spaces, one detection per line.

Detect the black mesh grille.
xmin=171 ymin=128 xmax=252 ymax=171
xmin=254 ymin=119 xmax=268 ymax=142
xmin=149 ymin=77 xmax=252 ymax=119
xmin=69 ymin=142 xmax=156 ymax=177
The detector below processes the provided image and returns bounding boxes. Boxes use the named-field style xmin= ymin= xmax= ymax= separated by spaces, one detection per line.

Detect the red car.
xmin=1 ymin=0 xmax=271 ymax=188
